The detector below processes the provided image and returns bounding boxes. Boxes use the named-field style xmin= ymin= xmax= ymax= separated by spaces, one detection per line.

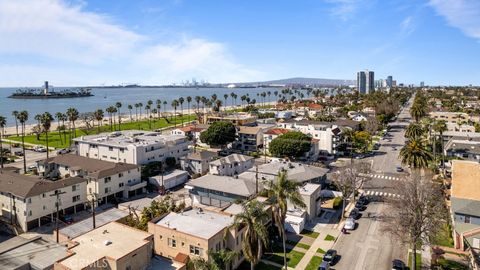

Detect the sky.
xmin=1 ymin=0 xmax=480 ymax=87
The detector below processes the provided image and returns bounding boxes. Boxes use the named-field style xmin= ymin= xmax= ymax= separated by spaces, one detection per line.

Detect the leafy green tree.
xmin=199 ymin=121 xmax=236 ymax=147
xmin=269 ymin=131 xmax=311 ymax=159
xmin=229 ymin=200 xmax=269 ymax=270
xmin=405 ymin=123 xmax=424 ymax=140
xmin=399 ymin=137 xmax=433 ymax=171
xmin=353 ymin=131 xmax=371 ymax=153
xmin=264 ymin=171 xmax=306 ymax=270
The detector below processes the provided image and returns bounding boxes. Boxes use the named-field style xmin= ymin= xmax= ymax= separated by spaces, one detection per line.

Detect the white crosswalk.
xmin=364 ymin=190 xmax=402 ymax=198
xmin=362 ymin=173 xmax=402 ymax=181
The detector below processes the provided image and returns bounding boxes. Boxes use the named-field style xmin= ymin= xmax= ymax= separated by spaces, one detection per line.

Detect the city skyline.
xmin=1 ymin=0 xmax=480 ymax=86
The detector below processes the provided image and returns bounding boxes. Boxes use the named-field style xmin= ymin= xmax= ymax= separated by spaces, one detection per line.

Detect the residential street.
xmin=332 ymin=96 xmax=414 ymax=270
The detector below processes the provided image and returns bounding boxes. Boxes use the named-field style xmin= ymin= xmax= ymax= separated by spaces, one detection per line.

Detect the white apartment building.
xmin=0 ymin=170 xmax=86 ymax=232
xmin=209 ymin=154 xmax=254 ymax=176
xmin=36 ymin=154 xmax=143 ymax=205
xmin=73 ymin=130 xmax=191 ymax=165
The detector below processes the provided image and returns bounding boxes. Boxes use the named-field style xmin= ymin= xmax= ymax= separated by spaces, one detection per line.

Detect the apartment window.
xmin=118 ymin=173 xmax=123 ymax=177
xmin=28 ymin=210 xmax=32 ymax=216
xmin=168 ymin=238 xmax=176 ymax=248
xmin=189 ymin=245 xmax=203 ymax=256
xmin=119 ymin=183 xmax=124 ymax=188
xmin=104 ymin=177 xmax=111 ymax=183
xmin=72 ymin=195 xmax=80 ymax=203
xmin=215 ymin=242 xmax=221 ymax=252
xmin=465 ymin=215 xmax=471 ymax=224
xmin=42 ymin=193 xmax=46 ymax=198
xmin=109 ymin=147 xmax=113 ymax=151
xmin=120 ymin=149 xmax=124 ymax=153
xmin=27 ymin=198 xmax=32 ymax=204
xmin=72 ymin=185 xmax=77 ymax=192
xmin=105 ymin=187 xmax=111 ymax=194
xmin=43 ymin=205 xmax=46 ymax=210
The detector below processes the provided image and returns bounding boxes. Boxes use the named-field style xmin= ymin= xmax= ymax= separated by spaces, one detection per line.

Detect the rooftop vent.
xmin=104 ymin=240 xmax=112 ymax=246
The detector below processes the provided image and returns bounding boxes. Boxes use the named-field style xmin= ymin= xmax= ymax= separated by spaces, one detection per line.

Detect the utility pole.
xmin=51 ymin=190 xmax=66 ymax=243
xmin=89 ymin=192 xmax=100 ymax=229
xmin=255 ymin=165 xmax=259 ymax=194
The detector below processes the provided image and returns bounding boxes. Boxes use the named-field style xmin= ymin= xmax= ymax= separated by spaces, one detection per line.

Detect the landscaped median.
xmin=6 ymin=115 xmax=196 ymax=149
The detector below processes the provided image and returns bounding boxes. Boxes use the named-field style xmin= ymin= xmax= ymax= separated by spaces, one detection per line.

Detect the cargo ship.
xmin=8 ymin=81 xmax=94 ymax=99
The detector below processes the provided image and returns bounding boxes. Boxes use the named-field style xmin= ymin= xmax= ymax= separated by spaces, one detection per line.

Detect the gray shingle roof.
xmin=187 ymin=174 xmax=257 ymax=197
xmin=187 ymin=150 xmax=218 ymax=161
xmin=210 ymin=154 xmax=253 ymax=166
xmin=451 ymin=197 xmax=480 ymax=217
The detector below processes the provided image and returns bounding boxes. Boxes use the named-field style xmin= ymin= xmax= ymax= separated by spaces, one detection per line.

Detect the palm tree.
xmin=0 ymin=115 xmax=6 ymax=169
xmin=134 ymin=103 xmax=140 ymax=121
xmin=93 ymin=109 xmax=104 ymax=133
xmin=115 ymin=102 xmax=122 ymax=130
xmin=215 ymin=100 xmax=222 ymax=112
xmin=171 ymin=100 xmax=179 ymax=127
xmin=223 ymin=94 xmax=228 ymax=111
xmin=55 ymin=112 xmax=64 ymax=145
xmin=40 ymin=112 xmax=53 ymax=158
xmin=178 ymin=97 xmax=185 ymax=126
xmin=229 ymin=200 xmax=269 ymax=270
xmin=433 ymin=120 xmax=448 ymax=170
xmin=405 ymin=123 xmax=424 ymax=140
xmin=145 ymin=105 xmax=151 ymax=129
xmin=138 ymin=102 xmax=143 ymax=120
xmin=163 ymin=101 xmax=167 ymax=116
xmin=399 ymin=137 xmax=433 ymax=171
xmin=230 ymin=92 xmax=235 ymax=107
xmin=127 ymin=104 xmax=133 ymax=121
xmin=241 ymin=95 xmax=247 ymax=108
xmin=156 ymin=99 xmax=162 ymax=118
xmin=195 ymin=96 xmax=201 ymax=112
xmin=57 ymin=113 xmax=67 ymax=144
xmin=410 ymin=103 xmax=427 ymax=123
xmin=211 ymin=94 xmax=217 ymax=103
xmin=264 ymin=171 xmax=306 ymax=269
xmin=106 ymin=106 xmax=115 ymax=131
xmin=17 ymin=111 xmax=29 ymax=173
xmin=66 ymin=107 xmax=79 ymax=145
xmin=12 ymin=110 xmax=19 ymax=136
xmin=186 ymin=96 xmax=192 ymax=119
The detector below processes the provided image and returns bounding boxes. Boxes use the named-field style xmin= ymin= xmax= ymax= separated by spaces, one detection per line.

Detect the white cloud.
xmin=325 ymin=0 xmax=361 ymax=21
xmin=400 ymin=16 xmax=415 ymax=36
xmin=429 ymin=0 xmax=480 ymax=40
xmin=0 ymin=0 xmax=261 ymax=86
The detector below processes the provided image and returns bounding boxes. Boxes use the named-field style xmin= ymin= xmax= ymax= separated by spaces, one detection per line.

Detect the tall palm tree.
xmin=17 ymin=111 xmax=29 ymax=173
xmin=410 ymin=103 xmax=426 ymax=123
xmin=229 ymin=200 xmax=269 ymax=270
xmin=178 ymin=97 xmax=185 ymax=126
xmin=115 ymin=102 xmax=122 ymax=130
xmin=156 ymin=99 xmax=162 ymax=118
xmin=405 ymin=123 xmax=424 ymax=140
xmin=106 ymin=106 xmax=115 ymax=131
xmin=57 ymin=112 xmax=67 ymax=144
xmin=241 ymin=95 xmax=247 ymax=108
xmin=162 ymin=101 xmax=167 ymax=116
xmin=433 ymin=120 xmax=448 ymax=170
xmin=399 ymin=137 xmax=433 ymax=171
xmin=12 ymin=110 xmax=19 ymax=136
xmin=0 ymin=115 xmax=6 ymax=169
xmin=186 ymin=96 xmax=192 ymax=119
xmin=230 ymin=92 xmax=235 ymax=107
xmin=40 ymin=112 xmax=53 ymax=158
xmin=145 ymin=105 xmax=151 ymax=129
xmin=134 ymin=103 xmax=140 ymax=121
xmin=195 ymin=96 xmax=201 ymax=113
xmin=223 ymin=94 xmax=228 ymax=111
xmin=66 ymin=107 xmax=79 ymax=145
xmin=171 ymin=100 xmax=179 ymax=127
xmin=127 ymin=104 xmax=133 ymax=121
xmin=93 ymin=109 xmax=104 ymax=133
xmin=55 ymin=112 xmax=64 ymax=145
xmin=264 ymin=171 xmax=306 ymax=269
xmin=138 ymin=102 xmax=143 ymax=120
xmin=215 ymin=100 xmax=222 ymax=112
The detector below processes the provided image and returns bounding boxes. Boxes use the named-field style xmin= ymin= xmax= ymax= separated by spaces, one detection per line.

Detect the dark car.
xmin=358 ymin=195 xmax=369 ymax=205
xmin=396 ymin=166 xmax=404 ymax=172
xmin=349 ymin=208 xmax=361 ymax=219
xmin=318 ymin=261 xmax=330 ymax=270
xmin=322 ymin=249 xmax=337 ymax=265
xmin=392 ymin=259 xmax=406 ymax=270
xmin=355 ymin=200 xmax=366 ymax=211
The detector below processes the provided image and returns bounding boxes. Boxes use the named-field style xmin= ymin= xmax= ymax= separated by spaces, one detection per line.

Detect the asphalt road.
xmin=332 ymin=95 xmax=414 ymax=270
xmin=1 ymin=143 xmax=57 ymax=172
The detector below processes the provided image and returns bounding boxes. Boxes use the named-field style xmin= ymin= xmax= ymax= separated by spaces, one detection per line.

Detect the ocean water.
xmin=0 ymin=87 xmax=281 ymax=126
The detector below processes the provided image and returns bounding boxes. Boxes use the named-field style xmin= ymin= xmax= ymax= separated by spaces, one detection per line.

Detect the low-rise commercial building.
xmin=74 ymin=130 xmax=191 ymax=165
xmin=37 ymin=154 xmax=143 ymax=205
xmin=148 ymin=209 xmax=244 ymax=270
xmin=0 ymin=170 xmax=86 ymax=232
xmin=56 ymin=222 xmax=154 ymax=270
xmin=209 ymin=154 xmax=254 ymax=176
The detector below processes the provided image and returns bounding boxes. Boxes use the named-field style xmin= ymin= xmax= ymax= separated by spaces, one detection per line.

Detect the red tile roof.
xmin=264 ymin=128 xmax=290 ymax=135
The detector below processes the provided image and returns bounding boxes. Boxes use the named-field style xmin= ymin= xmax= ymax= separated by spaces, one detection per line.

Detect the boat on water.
xmin=8 ymin=81 xmax=94 ymax=99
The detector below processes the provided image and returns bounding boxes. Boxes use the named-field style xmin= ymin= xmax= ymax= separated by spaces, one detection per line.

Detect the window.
xmin=42 ymin=193 xmax=46 ymax=198
xmin=72 ymin=185 xmax=77 ymax=192
xmin=43 ymin=205 xmax=46 ymax=210
xmin=189 ymin=245 xmax=203 ymax=256
xmin=216 ymin=242 xmax=221 ymax=251
xmin=118 ymin=173 xmax=123 ymax=177
xmin=105 ymin=187 xmax=111 ymax=194
xmin=104 ymin=177 xmax=111 ymax=183
xmin=27 ymin=198 xmax=32 ymax=204
xmin=28 ymin=210 xmax=32 ymax=216
xmin=168 ymin=238 xmax=176 ymax=248
xmin=72 ymin=195 xmax=80 ymax=203
xmin=109 ymin=147 xmax=113 ymax=151
xmin=465 ymin=215 xmax=471 ymax=224
xmin=119 ymin=183 xmax=124 ymax=188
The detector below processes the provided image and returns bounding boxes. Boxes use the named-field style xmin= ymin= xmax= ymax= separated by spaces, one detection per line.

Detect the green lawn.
xmin=263 ymin=249 xmax=306 ymax=268
xmin=285 ymin=239 xmax=311 ymax=250
xmin=238 ymin=261 xmax=281 ymax=270
xmin=324 ymin=234 xmax=336 ymax=241
xmin=431 ymin=223 xmax=454 ymax=248
xmin=7 ymin=115 xmax=196 ymax=149
xmin=301 ymin=229 xmax=320 ymax=239
xmin=435 ymin=258 xmax=468 ymax=270
xmin=305 ymin=256 xmax=323 ymax=270
xmin=317 ymin=248 xmax=326 ymax=254
xmin=408 ymin=252 xmax=422 ymax=270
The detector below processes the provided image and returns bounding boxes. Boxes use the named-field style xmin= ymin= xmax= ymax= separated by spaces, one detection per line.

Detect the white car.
xmin=34 ymin=146 xmax=47 ymax=152
xmin=344 ymin=217 xmax=356 ymax=230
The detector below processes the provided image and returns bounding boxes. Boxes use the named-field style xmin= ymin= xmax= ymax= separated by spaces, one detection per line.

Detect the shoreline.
xmin=2 ymin=101 xmax=277 ymax=136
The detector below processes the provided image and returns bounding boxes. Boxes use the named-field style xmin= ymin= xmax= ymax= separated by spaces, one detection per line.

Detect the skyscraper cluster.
xmin=356 ymin=70 xmax=375 ymax=94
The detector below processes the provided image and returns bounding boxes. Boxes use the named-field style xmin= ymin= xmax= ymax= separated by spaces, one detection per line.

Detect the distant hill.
xmin=233 ymin=77 xmax=355 ymax=87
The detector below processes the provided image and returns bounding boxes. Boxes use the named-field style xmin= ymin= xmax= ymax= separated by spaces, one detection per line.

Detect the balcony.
xmin=125 ymin=181 xmax=147 ymax=191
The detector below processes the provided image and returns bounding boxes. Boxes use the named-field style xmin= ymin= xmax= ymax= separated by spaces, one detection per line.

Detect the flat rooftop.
xmin=210 ymin=153 xmax=253 ymax=166
xmin=156 ymin=209 xmax=233 ymax=239
xmin=59 ymin=208 xmax=129 ymax=240
xmin=0 ymin=236 xmax=68 ymax=269
xmin=73 ymin=130 xmax=187 ymax=147
xmin=239 ymin=161 xmax=328 ymax=183
xmin=59 ymin=222 xmax=152 ymax=269
xmin=299 ymin=183 xmax=322 ymax=196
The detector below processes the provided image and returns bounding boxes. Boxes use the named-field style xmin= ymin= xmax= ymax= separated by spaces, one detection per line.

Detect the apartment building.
xmin=0 ymin=170 xmax=86 ymax=232
xmin=180 ymin=150 xmax=218 ymax=175
xmin=429 ymin=111 xmax=476 ymax=132
xmin=56 ymin=222 xmax=153 ymax=270
xmin=73 ymin=130 xmax=191 ymax=165
xmin=36 ymin=154 xmax=144 ymax=205
xmin=148 ymin=208 xmax=245 ymax=270
xmin=233 ymin=126 xmax=264 ymax=153
xmin=263 ymin=128 xmax=320 ymax=161
xmin=445 ymin=140 xmax=480 ymax=162
xmin=209 ymin=154 xmax=254 ymax=176
xmin=171 ymin=123 xmax=209 ymax=143
xmin=202 ymin=113 xmax=256 ymax=125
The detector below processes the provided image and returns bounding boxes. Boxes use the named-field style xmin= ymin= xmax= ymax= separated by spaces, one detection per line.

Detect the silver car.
xmin=344 ymin=217 xmax=356 ymax=230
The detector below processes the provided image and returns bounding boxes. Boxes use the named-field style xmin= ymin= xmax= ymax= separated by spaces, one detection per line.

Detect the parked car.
xmin=344 ymin=217 xmax=356 ymax=230
xmin=318 ymin=261 xmax=330 ymax=270
xmin=355 ymin=200 xmax=366 ymax=211
xmin=358 ymin=194 xmax=369 ymax=205
xmin=355 ymin=154 xmax=365 ymax=159
xmin=34 ymin=146 xmax=47 ymax=152
xmin=57 ymin=148 xmax=71 ymax=155
xmin=396 ymin=166 xmax=404 ymax=172
xmin=349 ymin=208 xmax=361 ymax=219
xmin=322 ymin=249 xmax=337 ymax=265
xmin=13 ymin=150 xmax=23 ymax=156
xmin=392 ymin=259 xmax=406 ymax=270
